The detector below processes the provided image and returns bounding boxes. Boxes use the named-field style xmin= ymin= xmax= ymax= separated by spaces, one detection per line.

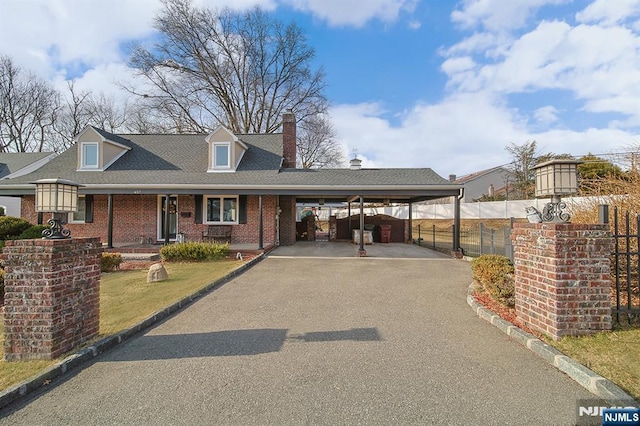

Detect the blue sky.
xmin=1 ymin=0 xmax=639 ymax=176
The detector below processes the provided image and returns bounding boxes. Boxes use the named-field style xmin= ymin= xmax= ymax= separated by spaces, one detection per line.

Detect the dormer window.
xmin=81 ymin=143 xmax=99 ymax=169
xmin=206 ymin=126 xmax=247 ymax=173
xmin=75 ymin=126 xmax=131 ymax=171
xmin=213 ymin=143 xmax=230 ymax=169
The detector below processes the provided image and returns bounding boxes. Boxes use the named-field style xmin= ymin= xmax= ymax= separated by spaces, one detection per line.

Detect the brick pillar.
xmin=278 ymin=196 xmax=297 ymax=246
xmin=511 ymin=223 xmax=612 ymax=340
xmin=2 ymin=238 xmax=102 ymax=361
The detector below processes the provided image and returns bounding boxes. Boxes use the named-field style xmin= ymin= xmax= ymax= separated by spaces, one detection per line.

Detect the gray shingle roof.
xmin=0 ymin=152 xmax=53 ymax=179
xmin=0 ymin=130 xmax=461 ymax=198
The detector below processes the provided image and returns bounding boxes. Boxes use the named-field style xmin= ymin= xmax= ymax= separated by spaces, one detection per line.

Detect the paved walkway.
xmin=0 ymin=244 xmax=594 ymax=425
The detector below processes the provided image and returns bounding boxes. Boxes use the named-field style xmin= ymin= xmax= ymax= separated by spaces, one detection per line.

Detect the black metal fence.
xmin=611 ymin=207 xmax=640 ymax=324
xmin=414 ymin=222 xmax=514 ymax=261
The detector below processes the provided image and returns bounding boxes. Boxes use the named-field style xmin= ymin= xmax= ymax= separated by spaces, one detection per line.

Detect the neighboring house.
xmin=0 ymin=152 xmax=56 ymax=217
xmin=452 ymin=166 xmax=513 ymax=202
xmin=0 ymin=112 xmax=462 ymax=248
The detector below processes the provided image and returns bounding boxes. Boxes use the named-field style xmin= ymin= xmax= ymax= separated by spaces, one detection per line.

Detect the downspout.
xmin=453 ymin=187 xmax=464 ymax=256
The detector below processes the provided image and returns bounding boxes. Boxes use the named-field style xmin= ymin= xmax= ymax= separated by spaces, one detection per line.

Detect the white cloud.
xmin=534 ymin=106 xmax=560 ymax=125
xmin=0 ymin=0 xmax=159 ymax=77
xmin=331 ymin=94 xmax=640 ymax=176
xmin=284 ymin=0 xmax=417 ymax=27
xmin=440 ymin=56 xmax=476 ymax=76
xmin=443 ymin=19 xmax=640 ymax=122
xmin=576 ymin=0 xmax=640 ymax=27
xmin=451 ymin=0 xmax=569 ymax=32
xmin=331 ymin=94 xmax=528 ymax=175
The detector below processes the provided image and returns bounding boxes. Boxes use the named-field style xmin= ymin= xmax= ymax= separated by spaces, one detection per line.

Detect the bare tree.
xmin=49 ymin=81 xmax=96 ymax=151
xmin=88 ymin=93 xmax=131 ymax=133
xmin=297 ymin=115 xmax=344 ymax=168
xmin=0 ymin=55 xmax=59 ymax=152
xmin=128 ymin=0 xmax=328 ymax=134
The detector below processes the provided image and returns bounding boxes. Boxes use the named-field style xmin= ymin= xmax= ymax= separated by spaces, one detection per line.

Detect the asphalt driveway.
xmin=0 ymin=244 xmax=594 ymax=425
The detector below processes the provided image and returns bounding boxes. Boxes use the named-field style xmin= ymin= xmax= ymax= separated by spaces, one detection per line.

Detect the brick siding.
xmin=2 ymin=238 xmax=102 ymax=360
xmin=21 ymin=194 xmax=280 ymax=246
xmin=511 ymin=223 xmax=613 ymax=340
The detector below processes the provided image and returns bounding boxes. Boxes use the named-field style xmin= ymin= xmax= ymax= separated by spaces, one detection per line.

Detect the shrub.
xmin=160 ymin=241 xmax=230 ymax=262
xmin=471 ymin=255 xmax=515 ymax=307
xmin=14 ymin=224 xmax=48 ymax=240
xmin=0 ymin=216 xmax=31 ymax=240
xmin=101 ymin=252 xmax=123 ymax=272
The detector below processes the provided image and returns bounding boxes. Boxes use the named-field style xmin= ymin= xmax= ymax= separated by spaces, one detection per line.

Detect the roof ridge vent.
xmin=350 ymin=157 xmax=362 ymax=170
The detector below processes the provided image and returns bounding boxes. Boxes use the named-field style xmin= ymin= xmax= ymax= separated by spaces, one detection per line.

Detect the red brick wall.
xmin=21 ymin=194 xmax=278 ymax=247
xmin=511 ymin=223 xmax=613 ymax=340
xmin=2 ymin=238 xmax=102 ymax=360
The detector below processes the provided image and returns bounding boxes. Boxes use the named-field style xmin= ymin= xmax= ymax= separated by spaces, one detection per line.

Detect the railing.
xmin=414 ymin=221 xmax=514 ymax=261
xmin=611 ymin=207 xmax=640 ymax=324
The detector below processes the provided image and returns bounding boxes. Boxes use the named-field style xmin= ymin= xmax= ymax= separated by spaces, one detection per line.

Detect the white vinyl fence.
xmin=331 ymin=196 xmax=595 ymax=220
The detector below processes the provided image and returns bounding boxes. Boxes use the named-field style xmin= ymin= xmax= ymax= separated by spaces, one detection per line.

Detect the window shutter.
xmin=37 ymin=212 xmax=43 ymax=225
xmin=85 ymin=195 xmax=94 ymax=223
xmin=239 ymin=195 xmax=247 ymax=224
xmin=194 ymin=195 xmax=203 ymax=224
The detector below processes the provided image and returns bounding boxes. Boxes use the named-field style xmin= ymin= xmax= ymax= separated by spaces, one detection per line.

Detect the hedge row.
xmin=160 ymin=241 xmax=230 ymax=262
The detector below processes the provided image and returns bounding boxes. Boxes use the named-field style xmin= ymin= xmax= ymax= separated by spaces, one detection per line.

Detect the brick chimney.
xmin=282 ymin=110 xmax=296 ymax=168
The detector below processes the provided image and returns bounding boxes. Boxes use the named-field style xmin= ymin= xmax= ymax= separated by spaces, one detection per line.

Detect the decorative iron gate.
xmin=611 ymin=207 xmax=640 ymax=324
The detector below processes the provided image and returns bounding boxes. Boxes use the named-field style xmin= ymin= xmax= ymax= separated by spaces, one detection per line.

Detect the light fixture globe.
xmin=32 ymin=178 xmax=83 ymax=239
xmin=531 ymin=159 xmax=581 ymax=223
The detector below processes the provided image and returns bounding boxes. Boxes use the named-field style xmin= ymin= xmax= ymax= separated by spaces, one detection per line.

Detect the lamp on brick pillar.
xmin=33 ymin=178 xmax=82 ymax=239
xmin=531 ymin=159 xmax=580 ymax=223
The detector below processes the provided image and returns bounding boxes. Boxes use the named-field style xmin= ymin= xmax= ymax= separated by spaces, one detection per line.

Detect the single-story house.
xmin=0 ymin=152 xmax=57 ymax=217
xmin=0 ymin=112 xmax=464 ymax=250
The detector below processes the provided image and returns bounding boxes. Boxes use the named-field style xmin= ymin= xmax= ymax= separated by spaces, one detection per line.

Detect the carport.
xmin=271 ymin=165 xmax=464 ymax=255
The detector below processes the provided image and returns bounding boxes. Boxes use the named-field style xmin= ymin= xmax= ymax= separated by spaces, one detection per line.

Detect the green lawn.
xmin=0 ymin=260 xmax=242 ymax=392
xmin=550 ymin=327 xmax=640 ymax=401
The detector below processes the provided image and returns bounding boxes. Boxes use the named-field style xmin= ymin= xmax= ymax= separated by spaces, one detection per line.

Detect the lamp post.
xmin=33 ymin=178 xmax=82 ymax=239
xmin=531 ymin=159 xmax=580 ymax=223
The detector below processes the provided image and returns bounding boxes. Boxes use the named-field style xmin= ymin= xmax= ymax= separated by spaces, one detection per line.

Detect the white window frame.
xmin=205 ymin=195 xmax=239 ymax=224
xmin=68 ymin=195 xmax=86 ymax=223
xmin=81 ymin=142 xmax=99 ymax=169
xmin=212 ymin=142 xmax=231 ymax=169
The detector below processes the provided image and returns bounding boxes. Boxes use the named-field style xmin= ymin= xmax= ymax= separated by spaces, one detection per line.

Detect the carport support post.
xmin=348 ymin=202 xmax=352 ymax=235
xmin=453 ymin=193 xmax=461 ymax=257
xmin=408 ymin=201 xmax=413 ymax=242
xmin=358 ymin=196 xmax=366 ymax=256
xmin=107 ymin=194 xmax=114 ymax=248
xmin=258 ymin=195 xmax=264 ymax=250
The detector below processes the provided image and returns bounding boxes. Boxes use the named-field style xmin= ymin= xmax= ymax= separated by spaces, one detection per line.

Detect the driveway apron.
xmin=0 ymin=245 xmax=595 ymax=425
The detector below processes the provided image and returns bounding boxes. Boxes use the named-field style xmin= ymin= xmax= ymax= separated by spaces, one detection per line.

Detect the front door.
xmin=159 ymin=196 xmax=178 ymax=241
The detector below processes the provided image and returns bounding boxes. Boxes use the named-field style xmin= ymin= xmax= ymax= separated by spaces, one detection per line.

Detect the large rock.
xmin=147 ymin=263 xmax=169 ymax=283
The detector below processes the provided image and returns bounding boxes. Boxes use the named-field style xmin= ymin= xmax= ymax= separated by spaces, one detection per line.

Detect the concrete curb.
xmin=466 ymin=283 xmax=638 ymax=404
xmin=0 ymin=253 xmax=267 ymax=411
